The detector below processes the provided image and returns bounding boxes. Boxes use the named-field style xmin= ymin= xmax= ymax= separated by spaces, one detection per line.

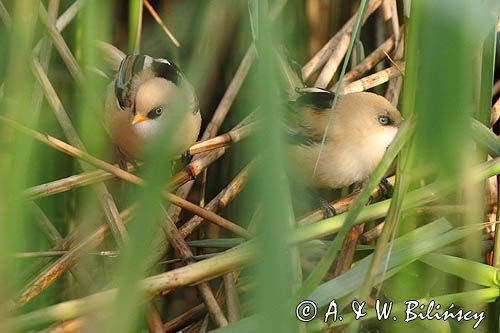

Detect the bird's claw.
xmin=378 ymin=178 xmax=393 ymax=199
xmin=319 ymin=198 xmax=337 ymax=219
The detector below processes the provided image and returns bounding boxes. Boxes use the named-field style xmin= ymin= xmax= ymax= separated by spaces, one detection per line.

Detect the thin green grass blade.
xmin=313 ymin=0 xmax=368 ymax=175
xmin=419 ymin=253 xmax=500 ymax=288
xmin=128 ymin=0 xmax=142 ymax=53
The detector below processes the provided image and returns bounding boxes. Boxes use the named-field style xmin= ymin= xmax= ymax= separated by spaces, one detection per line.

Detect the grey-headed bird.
xmin=285 ymin=89 xmax=402 ymax=206
xmin=104 ymin=54 xmax=201 ymax=163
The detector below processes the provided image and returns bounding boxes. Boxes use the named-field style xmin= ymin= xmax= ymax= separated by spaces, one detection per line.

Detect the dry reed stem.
xmin=302 ymin=0 xmax=382 ymax=80
xmin=314 ymin=33 xmax=351 ymax=88
xmin=385 ymin=74 xmax=403 ymax=106
xmin=31 ymin=57 xmax=128 ymax=246
xmin=28 ymin=203 xmax=94 ymax=288
xmin=146 ymin=304 xmax=164 ymax=333
xmin=38 ymin=2 xmax=83 ymax=84
xmin=188 ymin=123 xmax=255 ymax=156
xmin=13 ymin=204 xmax=133 ymax=309
xmin=25 ymin=163 xmax=136 ymax=199
xmin=178 ymin=161 xmax=255 ymax=239
xmin=143 ymin=0 xmax=180 ymax=47
xmin=493 ymin=80 xmax=500 ymax=97
xmin=19 ymin=161 xmax=251 ymax=312
xmin=168 ymin=114 xmax=255 ymax=189
xmin=25 ymin=117 xmax=248 ymax=199
xmin=331 ymin=33 xmax=396 ymax=90
xmin=313 ymin=1 xmax=387 ymax=88
xmin=333 ymin=223 xmax=365 ymax=276
xmin=12 ymin=155 xmax=496 ymax=329
xmin=382 ymin=0 xmax=400 ymax=49
xmin=202 ymin=46 xmax=256 ymax=141
xmin=385 ymin=33 xmax=405 ymax=105
xmin=163 ymin=303 xmax=206 ymax=332
xmin=160 ymin=209 xmax=228 ymax=327
xmin=0 ymin=116 xmax=248 ymax=238
xmin=33 ymin=0 xmax=84 ymax=54
xmin=31 ymin=2 xmax=128 ymax=246
xmin=30 ymin=202 xmax=63 ymax=244
xmin=338 ymin=63 xmax=405 ymax=95
xmin=297 ymin=177 xmax=394 ymax=226
xmin=223 ymin=273 xmax=240 ymax=322
xmin=491 ymin=97 xmax=500 ymax=127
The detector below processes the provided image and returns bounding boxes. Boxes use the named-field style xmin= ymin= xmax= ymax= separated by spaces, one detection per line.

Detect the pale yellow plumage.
xmin=287 ymin=91 xmax=402 ymax=189
xmin=103 ymin=55 xmax=201 ymax=161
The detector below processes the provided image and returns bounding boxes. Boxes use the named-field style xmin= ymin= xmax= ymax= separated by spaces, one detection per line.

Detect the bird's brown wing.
xmin=284 ymin=89 xmax=335 ymax=146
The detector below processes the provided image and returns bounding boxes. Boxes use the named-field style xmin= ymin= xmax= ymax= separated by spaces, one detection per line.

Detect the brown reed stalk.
xmin=160 ymin=208 xmax=228 ymax=327
xmin=302 ymin=0 xmax=383 ymax=81
xmin=143 ymin=0 xmax=180 ymax=47
xmin=331 ymin=33 xmax=397 ymax=90
xmin=338 ymin=62 xmax=405 ymax=94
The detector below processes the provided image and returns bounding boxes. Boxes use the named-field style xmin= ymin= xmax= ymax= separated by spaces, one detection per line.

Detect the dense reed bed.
xmin=0 ymin=1 xmax=499 ymax=332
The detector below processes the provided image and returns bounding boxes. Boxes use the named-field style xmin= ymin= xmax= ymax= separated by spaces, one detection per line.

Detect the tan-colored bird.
xmin=286 ymin=89 xmax=403 ymax=190
xmin=104 ymin=54 xmax=201 ymax=162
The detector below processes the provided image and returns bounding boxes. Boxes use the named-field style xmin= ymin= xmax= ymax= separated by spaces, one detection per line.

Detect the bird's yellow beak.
xmin=132 ymin=115 xmax=147 ymax=125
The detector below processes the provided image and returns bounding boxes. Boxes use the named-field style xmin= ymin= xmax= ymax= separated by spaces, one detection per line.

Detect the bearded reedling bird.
xmin=104 ymin=54 xmax=201 ymax=164
xmin=285 ymin=89 xmax=403 ymax=215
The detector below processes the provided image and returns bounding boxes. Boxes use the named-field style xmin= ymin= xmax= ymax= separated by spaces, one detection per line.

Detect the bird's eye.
xmin=148 ymin=107 xmax=164 ymax=119
xmin=378 ymin=115 xmax=390 ymax=126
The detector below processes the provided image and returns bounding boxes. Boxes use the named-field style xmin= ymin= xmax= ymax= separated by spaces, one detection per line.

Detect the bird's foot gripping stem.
xmin=377 ymin=178 xmax=393 ymax=199
xmin=319 ymin=198 xmax=337 ymax=219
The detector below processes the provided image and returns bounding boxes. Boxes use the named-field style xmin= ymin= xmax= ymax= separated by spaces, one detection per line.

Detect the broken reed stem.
xmin=302 ymin=0 xmax=382 ymax=81
xmin=338 ymin=63 xmax=405 ymax=95
xmin=143 ymin=0 xmax=180 ymax=47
